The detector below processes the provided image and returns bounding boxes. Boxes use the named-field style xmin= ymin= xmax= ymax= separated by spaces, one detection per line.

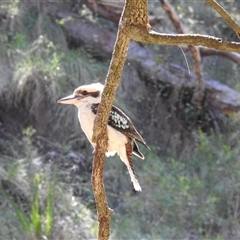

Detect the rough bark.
xmin=90 ymin=1 xmax=152 ymax=238
xmin=91 ymin=25 xmax=130 ymax=240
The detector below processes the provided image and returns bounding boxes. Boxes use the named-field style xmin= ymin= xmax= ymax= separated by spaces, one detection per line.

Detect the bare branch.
xmin=205 ymin=0 xmax=240 ymax=39
xmin=200 ymin=47 xmax=240 ymax=65
xmin=190 ymin=47 xmax=204 ymax=106
xmin=91 ymin=30 xmax=130 ymax=239
xmin=159 ymin=0 xmax=240 ymax=67
xmin=160 ymin=0 xmax=184 ymax=33
xmin=91 ymin=1 xmax=150 ymax=237
xmin=125 ymin=28 xmax=240 ymax=52
xmin=91 ymin=1 xmax=132 ymax=239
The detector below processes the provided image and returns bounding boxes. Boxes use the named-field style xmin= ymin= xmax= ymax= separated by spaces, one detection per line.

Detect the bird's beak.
xmin=57 ymin=94 xmax=82 ymax=104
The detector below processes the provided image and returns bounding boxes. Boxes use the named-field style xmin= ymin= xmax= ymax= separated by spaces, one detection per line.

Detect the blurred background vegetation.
xmin=0 ymin=0 xmax=240 ymax=239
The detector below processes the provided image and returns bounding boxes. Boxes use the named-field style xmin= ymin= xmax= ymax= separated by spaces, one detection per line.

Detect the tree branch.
xmin=91 ymin=2 xmax=131 ymax=240
xmin=200 ymin=47 xmax=240 ymax=65
xmin=160 ymin=0 xmax=183 ymax=33
xmin=205 ymin=0 xmax=240 ymax=39
xmin=91 ymin=1 xmax=150 ymax=238
xmin=125 ymin=28 xmax=240 ymax=52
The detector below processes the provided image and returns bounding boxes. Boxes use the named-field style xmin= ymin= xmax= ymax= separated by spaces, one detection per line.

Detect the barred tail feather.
xmin=117 ymin=140 xmax=142 ymax=191
xmin=127 ymin=167 xmax=142 ymax=191
xmin=120 ymin=155 xmax=142 ymax=191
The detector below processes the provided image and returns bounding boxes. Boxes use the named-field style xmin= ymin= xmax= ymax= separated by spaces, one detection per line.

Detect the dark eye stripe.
xmin=81 ymin=90 xmax=88 ymax=95
xmin=90 ymin=91 xmax=100 ymax=98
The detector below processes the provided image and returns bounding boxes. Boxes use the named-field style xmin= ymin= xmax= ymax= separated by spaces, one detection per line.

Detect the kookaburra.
xmin=57 ymin=83 xmax=149 ymax=191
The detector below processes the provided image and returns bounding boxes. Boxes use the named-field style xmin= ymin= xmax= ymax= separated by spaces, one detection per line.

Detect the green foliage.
xmin=112 ymin=132 xmax=240 ymax=239
xmin=0 ymin=126 xmax=96 ymax=239
xmin=45 ymin=179 xmax=55 ymax=237
xmin=4 ymin=173 xmax=55 ymax=239
xmin=0 ymin=128 xmax=54 ymax=239
xmin=9 ymin=198 xmax=31 ymax=233
xmin=30 ymin=174 xmax=42 ymax=237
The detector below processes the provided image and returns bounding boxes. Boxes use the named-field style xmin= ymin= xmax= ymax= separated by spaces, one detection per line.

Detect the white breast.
xmin=78 ymin=105 xmax=95 ymax=146
xmin=78 ymin=105 xmax=128 ymax=156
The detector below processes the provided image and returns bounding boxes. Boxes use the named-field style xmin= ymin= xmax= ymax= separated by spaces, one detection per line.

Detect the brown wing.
xmin=91 ymin=104 xmax=149 ymax=149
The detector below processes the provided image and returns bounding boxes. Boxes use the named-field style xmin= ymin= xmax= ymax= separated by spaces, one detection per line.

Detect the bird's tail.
xmin=120 ymin=155 xmax=142 ymax=192
xmin=127 ymin=166 xmax=142 ymax=192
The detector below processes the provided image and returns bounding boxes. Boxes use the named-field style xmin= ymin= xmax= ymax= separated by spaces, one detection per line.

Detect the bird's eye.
xmin=81 ymin=90 xmax=88 ymax=95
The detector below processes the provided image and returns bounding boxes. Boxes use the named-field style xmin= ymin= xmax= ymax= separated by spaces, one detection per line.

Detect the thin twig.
xmin=199 ymin=47 xmax=240 ymax=65
xmin=205 ymin=0 xmax=240 ymax=39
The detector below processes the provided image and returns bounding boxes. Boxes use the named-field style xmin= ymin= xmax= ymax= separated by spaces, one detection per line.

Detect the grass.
xmin=0 ymin=127 xmax=97 ymax=239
